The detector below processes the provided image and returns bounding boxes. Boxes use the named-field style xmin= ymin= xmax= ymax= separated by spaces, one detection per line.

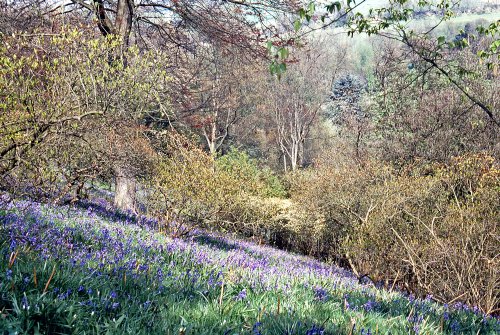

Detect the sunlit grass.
xmin=1 ymin=199 xmax=498 ymax=334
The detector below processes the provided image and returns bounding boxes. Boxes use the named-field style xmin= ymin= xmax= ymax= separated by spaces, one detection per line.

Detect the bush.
xmin=216 ymin=148 xmax=287 ymax=198
xmin=287 ymin=153 xmax=499 ymax=314
xmin=145 ymin=134 xmax=284 ymax=236
xmin=400 ymin=154 xmax=499 ymax=314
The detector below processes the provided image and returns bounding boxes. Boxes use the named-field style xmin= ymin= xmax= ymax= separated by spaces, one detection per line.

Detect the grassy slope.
xmin=0 ymin=199 xmax=498 ymax=334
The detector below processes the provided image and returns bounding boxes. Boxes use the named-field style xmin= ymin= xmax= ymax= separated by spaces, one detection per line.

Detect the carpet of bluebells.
xmin=0 ymin=197 xmax=499 ymax=334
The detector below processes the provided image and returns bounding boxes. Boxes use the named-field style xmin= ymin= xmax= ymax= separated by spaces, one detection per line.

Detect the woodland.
xmin=0 ymin=0 xmax=499 ymax=333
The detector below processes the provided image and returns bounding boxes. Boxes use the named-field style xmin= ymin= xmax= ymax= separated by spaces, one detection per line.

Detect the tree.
xmin=366 ymin=36 xmax=499 ymax=162
xmin=326 ymin=74 xmax=370 ymax=160
xmin=5 ymin=0 xmax=297 ymax=210
xmin=0 ymin=30 xmax=171 ymax=206
xmin=263 ymin=42 xmax=334 ymax=171
xmin=183 ymin=44 xmax=258 ymax=157
xmin=294 ymin=0 xmax=500 ymax=127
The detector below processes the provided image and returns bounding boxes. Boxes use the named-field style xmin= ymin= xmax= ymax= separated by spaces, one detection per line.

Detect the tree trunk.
xmin=290 ymin=140 xmax=299 ymax=171
xmin=209 ymin=111 xmax=218 ymax=156
xmin=116 ymin=0 xmax=133 ymax=48
xmin=114 ymin=166 xmax=137 ymax=213
xmin=94 ymin=0 xmax=137 ymax=212
xmin=113 ymin=1 xmax=136 ymax=212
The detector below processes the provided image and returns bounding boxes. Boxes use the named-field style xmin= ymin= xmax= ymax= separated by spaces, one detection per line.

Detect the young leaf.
xmin=334 ymin=1 xmax=341 ymax=12
xmin=269 ymin=62 xmax=276 ymax=75
xmin=279 ymin=48 xmax=289 ymax=60
xmin=266 ymin=41 xmax=273 ymax=51
xmin=298 ymin=8 xmax=306 ymax=19
xmin=294 ymin=20 xmax=302 ymax=32
xmin=308 ymin=2 xmax=315 ymax=15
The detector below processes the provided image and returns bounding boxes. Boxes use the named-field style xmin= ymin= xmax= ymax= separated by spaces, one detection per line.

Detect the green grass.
xmin=0 ymin=200 xmax=498 ymax=334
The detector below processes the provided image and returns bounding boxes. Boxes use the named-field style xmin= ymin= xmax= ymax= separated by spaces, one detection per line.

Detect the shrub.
xmin=145 ymin=133 xmax=284 ymax=236
xmin=287 ymin=153 xmax=499 ymax=314
xmin=216 ymin=148 xmax=287 ymax=198
xmin=398 ymin=154 xmax=499 ymax=314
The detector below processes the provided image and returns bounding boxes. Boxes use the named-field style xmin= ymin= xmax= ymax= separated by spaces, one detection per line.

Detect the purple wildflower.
xmin=234 ymin=288 xmax=247 ymax=301
xmin=306 ymin=324 xmax=325 ymax=335
xmin=252 ymin=322 xmax=262 ymax=335
xmin=313 ymin=286 xmax=329 ymax=302
xmin=363 ymin=300 xmax=376 ymax=312
xmin=450 ymin=320 xmax=460 ymax=334
xmin=21 ymin=295 xmax=29 ymax=310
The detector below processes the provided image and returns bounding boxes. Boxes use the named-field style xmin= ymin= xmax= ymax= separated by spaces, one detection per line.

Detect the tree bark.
xmin=91 ymin=0 xmax=138 ymax=212
xmin=112 ymin=1 xmax=136 ymax=212
xmin=116 ymin=0 xmax=133 ymax=48
xmin=114 ymin=165 xmax=137 ymax=213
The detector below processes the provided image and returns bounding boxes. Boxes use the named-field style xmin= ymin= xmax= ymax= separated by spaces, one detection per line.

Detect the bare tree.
xmin=4 ymin=0 xmax=297 ymax=211
xmin=264 ymin=42 xmax=334 ymax=171
xmin=367 ymin=37 xmax=500 ymax=163
xmin=180 ymin=45 xmax=258 ymax=156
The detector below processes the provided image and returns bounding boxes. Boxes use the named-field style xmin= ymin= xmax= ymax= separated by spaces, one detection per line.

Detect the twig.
xmin=43 ymin=264 xmax=57 ymax=294
xmin=33 ymin=267 xmax=38 ymax=288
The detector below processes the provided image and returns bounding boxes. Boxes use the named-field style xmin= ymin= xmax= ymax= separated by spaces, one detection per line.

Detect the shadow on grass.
xmin=1 ymin=200 xmax=495 ymax=335
xmin=73 ymin=198 xmax=160 ymax=230
xmin=192 ymin=234 xmax=242 ymax=252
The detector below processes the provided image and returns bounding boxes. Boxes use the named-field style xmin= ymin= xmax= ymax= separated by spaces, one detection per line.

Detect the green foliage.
xmin=268 ymin=49 xmax=289 ymax=79
xmin=2 ymin=199 xmax=497 ymax=334
xmin=266 ymin=41 xmax=290 ymax=74
xmin=477 ymin=20 xmax=500 ymax=73
xmin=216 ymin=148 xmax=287 ymax=198
xmin=0 ymin=28 xmax=171 ymax=200
xmin=146 ymin=135 xmax=285 ymax=235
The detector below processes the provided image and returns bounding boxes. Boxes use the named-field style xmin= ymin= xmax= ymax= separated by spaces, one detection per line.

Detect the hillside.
xmin=1 ymin=198 xmax=498 ymax=334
